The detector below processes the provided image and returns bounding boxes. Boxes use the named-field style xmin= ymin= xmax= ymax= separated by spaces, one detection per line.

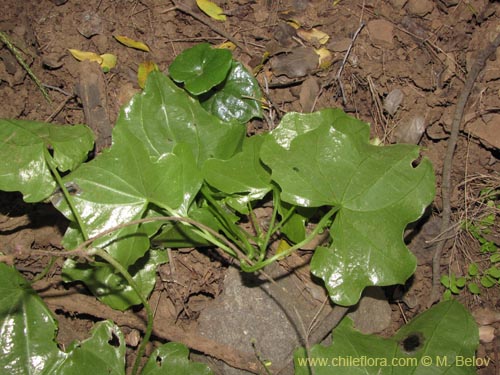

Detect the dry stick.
xmin=37 ymin=288 xmax=265 ymax=374
xmin=170 ymin=0 xmax=247 ymax=53
xmin=429 ymin=33 xmax=500 ymax=306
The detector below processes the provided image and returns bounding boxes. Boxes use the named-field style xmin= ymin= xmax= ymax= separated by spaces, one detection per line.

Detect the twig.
xmin=170 ymin=0 xmax=247 ymax=52
xmin=335 ymin=21 xmax=365 ymax=105
xmin=0 ymin=31 xmax=51 ymax=103
xmin=429 ymin=32 xmax=500 ymax=306
xmin=37 ymin=288 xmax=266 ymax=374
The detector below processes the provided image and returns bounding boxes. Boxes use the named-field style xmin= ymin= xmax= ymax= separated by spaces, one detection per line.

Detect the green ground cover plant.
xmin=0 ymin=43 xmax=479 ymax=374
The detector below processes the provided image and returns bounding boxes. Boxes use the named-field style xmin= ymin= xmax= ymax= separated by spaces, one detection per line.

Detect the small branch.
xmin=38 ymin=288 xmax=266 ymax=374
xmin=0 ymin=31 xmax=51 ymax=103
xmin=429 ymin=32 xmax=500 ymax=306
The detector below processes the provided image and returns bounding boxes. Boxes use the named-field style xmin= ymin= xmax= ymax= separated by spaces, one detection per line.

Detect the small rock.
xmin=328 ymin=37 xmax=352 ymax=52
xmin=348 ymin=287 xmax=392 ymax=334
xmin=383 ymin=88 xmax=404 ymax=116
xmin=473 ymin=307 xmax=500 ymax=326
xmin=390 ymin=0 xmax=407 ymax=8
xmin=479 ymin=325 xmax=496 ymax=343
xmin=394 ymin=116 xmax=426 ymax=144
xmin=77 ymin=11 xmax=103 ymax=39
xmin=406 ymin=0 xmax=434 ymax=17
xmin=465 ymin=114 xmax=500 ymax=149
xmin=367 ymin=19 xmax=395 ymax=49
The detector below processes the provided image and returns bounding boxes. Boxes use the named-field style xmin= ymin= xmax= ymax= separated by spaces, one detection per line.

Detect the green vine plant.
xmin=0 ymin=43 xmax=480 ymax=374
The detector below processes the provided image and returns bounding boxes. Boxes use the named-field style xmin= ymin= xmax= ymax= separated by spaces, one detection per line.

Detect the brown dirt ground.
xmin=1 ymin=0 xmax=500 ymax=374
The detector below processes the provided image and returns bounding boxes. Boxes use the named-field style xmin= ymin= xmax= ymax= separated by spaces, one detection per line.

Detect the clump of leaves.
xmin=0 ymin=43 xmax=478 ymax=374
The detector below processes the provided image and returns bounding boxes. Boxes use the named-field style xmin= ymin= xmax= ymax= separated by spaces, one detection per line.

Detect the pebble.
xmin=367 ymin=19 xmax=395 ymax=49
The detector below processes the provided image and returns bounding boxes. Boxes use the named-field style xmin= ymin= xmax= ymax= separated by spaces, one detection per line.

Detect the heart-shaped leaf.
xmin=117 ymin=71 xmax=245 ymax=165
xmin=169 ymin=43 xmax=232 ymax=95
xmin=0 ymin=119 xmax=94 ymax=202
xmin=201 ymin=61 xmax=262 ymax=123
xmin=294 ymin=300 xmax=478 ymax=374
xmin=260 ymin=109 xmax=435 ymax=306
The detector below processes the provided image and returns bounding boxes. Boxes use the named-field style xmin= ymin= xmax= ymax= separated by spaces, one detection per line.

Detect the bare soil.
xmin=1 ymin=0 xmax=499 ymax=374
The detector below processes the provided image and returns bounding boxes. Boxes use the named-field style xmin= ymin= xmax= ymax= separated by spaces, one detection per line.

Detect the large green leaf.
xmin=142 ymin=342 xmax=213 ymax=375
xmin=201 ymin=61 xmax=262 ymax=123
xmin=57 ymin=140 xmax=201 ymax=267
xmin=116 ymin=71 xmax=245 ymax=165
xmin=294 ymin=300 xmax=478 ymax=375
xmin=0 ymin=264 xmax=126 ymax=374
xmin=0 ymin=119 xmax=94 ymax=202
xmin=260 ymin=110 xmax=435 ymax=306
xmin=169 ymin=43 xmax=232 ymax=96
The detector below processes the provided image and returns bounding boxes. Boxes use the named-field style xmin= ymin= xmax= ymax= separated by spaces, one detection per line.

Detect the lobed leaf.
xmin=0 ymin=119 xmax=94 ymax=202
xmin=260 ymin=109 xmax=435 ymax=306
xmin=116 ymin=71 xmax=245 ymax=165
xmin=294 ymin=300 xmax=478 ymax=374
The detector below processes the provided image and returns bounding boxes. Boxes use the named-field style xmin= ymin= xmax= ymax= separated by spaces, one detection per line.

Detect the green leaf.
xmin=116 ymin=71 xmax=245 ymax=165
xmin=440 ymin=274 xmax=451 ymax=288
xmin=57 ymin=321 xmax=126 ymax=375
xmin=0 ymin=119 xmax=94 ymax=202
xmin=261 ymin=109 xmax=435 ymax=306
xmin=57 ymin=141 xmax=201 ymax=267
xmin=169 ymin=43 xmax=232 ymax=95
xmin=455 ymin=276 xmax=466 ymax=288
xmin=0 ymin=264 xmax=126 ymax=374
xmin=62 ymin=249 xmax=168 ymax=310
xmin=204 ymin=134 xmax=271 ymax=205
xmin=467 ymin=283 xmax=481 ymax=294
xmin=201 ymin=61 xmax=262 ymax=123
xmin=142 ymin=342 xmax=213 ymax=375
xmin=490 ymin=253 xmax=500 ymax=263
xmin=468 ymin=263 xmax=479 ymax=277
xmin=0 ymin=263 xmax=64 ymax=373
xmin=294 ymin=300 xmax=478 ymax=375
xmin=480 ymin=275 xmax=496 ymax=288
xmin=486 ymin=266 xmax=500 ymax=279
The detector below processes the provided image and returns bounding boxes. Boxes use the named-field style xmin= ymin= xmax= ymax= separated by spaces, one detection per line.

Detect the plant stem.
xmin=43 ymin=148 xmax=89 ymax=241
xmin=241 ymin=206 xmax=338 ymax=272
xmin=0 ymin=31 xmax=51 ymax=103
xmin=91 ymin=248 xmax=152 ymax=375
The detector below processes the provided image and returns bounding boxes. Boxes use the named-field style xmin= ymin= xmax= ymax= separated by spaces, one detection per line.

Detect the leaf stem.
xmin=240 ymin=206 xmax=338 ymax=272
xmin=43 ymin=148 xmax=89 ymax=240
xmin=90 ymin=248 xmax=152 ymax=375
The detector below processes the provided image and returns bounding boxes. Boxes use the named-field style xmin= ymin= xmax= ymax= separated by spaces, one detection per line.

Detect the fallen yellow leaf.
xmin=100 ymin=53 xmax=117 ymax=72
xmin=297 ymin=28 xmax=330 ymax=45
xmin=137 ymin=61 xmax=159 ymax=89
xmin=215 ymin=41 xmax=236 ymax=51
xmin=315 ymin=47 xmax=334 ymax=69
xmin=114 ymin=35 xmax=150 ymax=52
xmin=275 ymin=239 xmax=291 ymax=256
xmin=286 ymin=19 xmax=301 ymax=29
xmin=196 ymin=0 xmax=226 ymax=21
xmin=68 ymin=49 xmax=102 ymax=63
